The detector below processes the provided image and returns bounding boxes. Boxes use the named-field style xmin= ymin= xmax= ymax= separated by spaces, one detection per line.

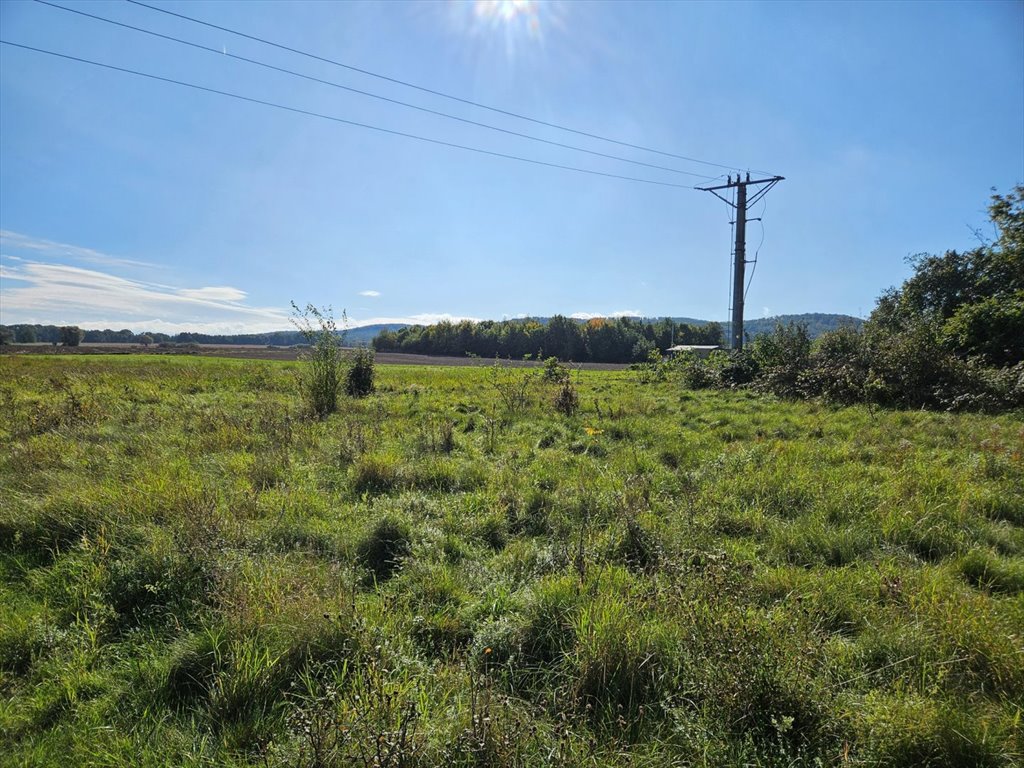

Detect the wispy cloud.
xmin=346 ymin=313 xmax=481 ymax=327
xmin=0 ymin=258 xmax=289 ymax=333
xmin=0 ymin=230 xmax=159 ymax=270
xmin=0 ymin=230 xmax=483 ymax=333
xmin=178 ymin=286 xmax=248 ymax=302
xmin=569 ymin=309 xmax=643 ymax=320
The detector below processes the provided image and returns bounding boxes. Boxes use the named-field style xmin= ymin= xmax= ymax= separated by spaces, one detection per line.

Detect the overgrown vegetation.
xmin=678 ymin=186 xmax=1024 ymax=413
xmin=292 ymin=302 xmax=344 ymax=419
xmin=1 ymin=353 xmax=1021 ymax=765
xmin=290 ymin=304 xmax=378 ymax=418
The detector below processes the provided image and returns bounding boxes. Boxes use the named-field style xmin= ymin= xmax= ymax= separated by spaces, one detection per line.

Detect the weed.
xmin=490 ymin=360 xmax=533 ymax=417
xmin=554 ymin=377 xmax=580 ymax=417
xmin=292 ymin=303 xmax=344 ymax=419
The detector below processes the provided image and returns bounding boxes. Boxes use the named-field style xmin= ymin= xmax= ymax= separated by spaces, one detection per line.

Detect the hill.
xmin=740 ymin=313 xmax=863 ymax=338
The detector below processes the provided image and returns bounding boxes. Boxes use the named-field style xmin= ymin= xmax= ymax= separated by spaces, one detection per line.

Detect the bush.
xmin=541 ymin=356 xmax=569 ymax=383
xmin=804 ymin=325 xmax=870 ymax=404
xmin=346 ymin=346 xmax=375 ymax=397
xmin=750 ymin=322 xmax=812 ymax=398
xmin=292 ymin=303 xmax=343 ymax=419
xmin=677 ymin=351 xmax=720 ymax=389
xmin=553 ymin=377 xmax=579 ymax=416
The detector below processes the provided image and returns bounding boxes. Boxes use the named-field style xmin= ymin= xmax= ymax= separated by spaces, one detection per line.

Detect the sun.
xmin=438 ymin=0 xmax=568 ymax=64
xmin=474 ymin=0 xmax=538 ymax=26
xmin=469 ymin=0 xmax=546 ymax=40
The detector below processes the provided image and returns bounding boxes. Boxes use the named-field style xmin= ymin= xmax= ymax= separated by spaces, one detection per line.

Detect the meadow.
xmin=0 ymin=354 xmax=1021 ymax=767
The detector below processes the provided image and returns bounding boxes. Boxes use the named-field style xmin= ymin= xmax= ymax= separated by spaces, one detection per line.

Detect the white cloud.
xmin=763 ymin=307 xmax=771 ymax=317
xmin=0 ymin=230 xmax=158 ymax=269
xmin=569 ymin=309 xmax=643 ymax=320
xmin=346 ymin=313 xmax=480 ymax=327
xmin=0 ymin=257 xmax=289 ymax=333
xmin=178 ymin=286 xmax=248 ymax=302
xmin=0 ymin=230 xmax=487 ymax=334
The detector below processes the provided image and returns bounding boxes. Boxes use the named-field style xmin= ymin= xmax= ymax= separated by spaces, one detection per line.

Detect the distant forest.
xmin=373 ymin=316 xmax=721 ymax=363
xmin=0 ymin=314 xmax=861 ymax=363
xmin=0 ymin=313 xmax=864 ymax=364
xmin=0 ymin=324 xmax=400 ymax=347
xmin=372 ymin=314 xmax=862 ymax=363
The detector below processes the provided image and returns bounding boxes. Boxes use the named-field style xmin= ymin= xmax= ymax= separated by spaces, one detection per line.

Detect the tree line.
xmin=0 ymin=326 xmax=321 ymax=347
xmin=371 ymin=316 xmax=724 ymax=363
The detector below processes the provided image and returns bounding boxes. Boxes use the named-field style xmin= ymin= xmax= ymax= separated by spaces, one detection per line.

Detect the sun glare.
xmin=437 ymin=0 xmax=570 ymax=66
xmin=475 ymin=0 xmax=538 ymax=26
xmin=461 ymin=0 xmax=552 ymax=45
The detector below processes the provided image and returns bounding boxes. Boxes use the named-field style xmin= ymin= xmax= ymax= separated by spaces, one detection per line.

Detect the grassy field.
xmin=1 ymin=354 xmax=1022 ymax=767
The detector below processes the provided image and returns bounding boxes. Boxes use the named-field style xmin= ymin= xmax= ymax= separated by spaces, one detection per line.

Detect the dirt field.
xmin=2 ymin=343 xmax=630 ymax=370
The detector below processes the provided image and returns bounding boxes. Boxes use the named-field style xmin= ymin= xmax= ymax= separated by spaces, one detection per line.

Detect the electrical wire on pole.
xmin=744 ymin=197 xmax=768 ymax=302
xmin=32 ymin=0 xmax=719 ymax=181
xmin=125 ymin=0 xmax=776 ymax=176
xmin=0 ymin=39 xmax=702 ymax=190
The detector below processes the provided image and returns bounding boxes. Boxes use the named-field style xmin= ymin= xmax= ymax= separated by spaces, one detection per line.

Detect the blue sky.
xmin=1 ymin=0 xmax=1022 ymax=333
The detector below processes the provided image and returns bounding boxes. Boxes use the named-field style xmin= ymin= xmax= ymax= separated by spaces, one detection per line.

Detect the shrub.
xmin=489 ymin=360 xmax=533 ymax=417
xmin=553 ymin=377 xmax=579 ymax=416
xmin=677 ymin=351 xmax=720 ymax=389
xmin=345 ymin=346 xmax=375 ymax=397
xmin=541 ymin=356 xmax=569 ymax=383
xmin=292 ymin=302 xmax=343 ymax=419
xmin=750 ymin=322 xmax=812 ymax=398
xmin=804 ymin=325 xmax=870 ymax=404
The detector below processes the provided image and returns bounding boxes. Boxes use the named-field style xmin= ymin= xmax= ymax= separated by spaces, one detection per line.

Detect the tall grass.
xmin=0 ymin=353 xmax=1021 ymax=765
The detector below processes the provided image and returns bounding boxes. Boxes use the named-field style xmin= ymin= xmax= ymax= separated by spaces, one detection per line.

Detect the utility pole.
xmin=697 ymin=172 xmax=783 ymax=351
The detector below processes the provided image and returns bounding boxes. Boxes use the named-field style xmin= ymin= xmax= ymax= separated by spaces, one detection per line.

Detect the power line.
xmin=0 ymin=39 xmax=697 ymax=190
xmin=744 ymin=197 xmax=767 ymax=301
xmin=126 ymin=0 xmax=772 ymax=176
xmin=34 ymin=0 xmax=717 ymax=181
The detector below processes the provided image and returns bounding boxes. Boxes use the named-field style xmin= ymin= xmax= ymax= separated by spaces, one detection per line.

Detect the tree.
xmin=544 ymin=315 xmax=585 ymax=361
xmin=59 ymin=326 xmax=84 ymax=347
xmin=138 ymin=334 xmax=154 ymax=347
xmin=870 ymin=185 xmax=1023 ymax=367
xmin=16 ymin=326 xmax=37 ymax=343
xmin=0 ymin=326 xmax=13 ymax=346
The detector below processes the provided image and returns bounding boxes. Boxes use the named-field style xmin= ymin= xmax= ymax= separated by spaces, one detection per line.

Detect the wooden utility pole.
xmin=697 ymin=173 xmax=783 ymax=351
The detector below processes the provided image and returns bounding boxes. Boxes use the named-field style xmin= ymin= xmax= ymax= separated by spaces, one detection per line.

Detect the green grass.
xmin=1 ymin=353 xmax=1022 ymax=766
